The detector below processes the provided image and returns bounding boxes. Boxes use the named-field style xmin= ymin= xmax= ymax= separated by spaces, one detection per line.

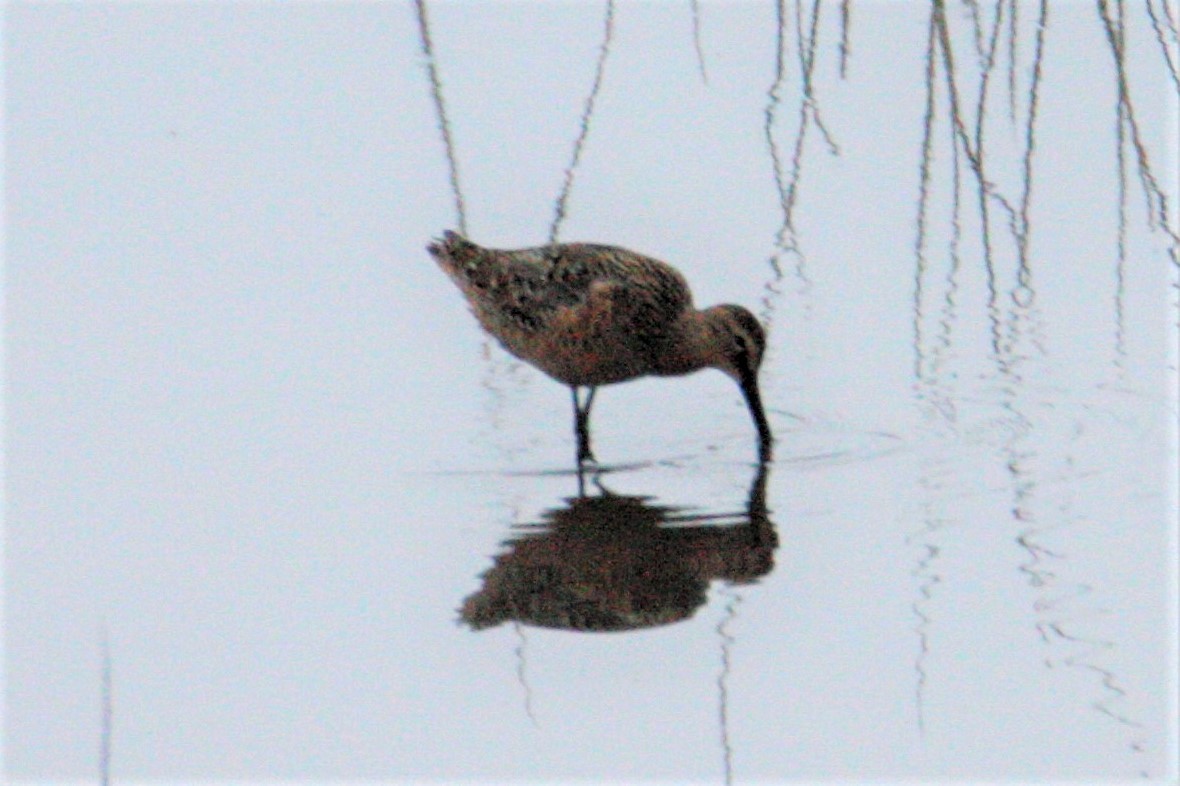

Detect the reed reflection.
xmin=460 ymin=462 xmax=776 ymax=633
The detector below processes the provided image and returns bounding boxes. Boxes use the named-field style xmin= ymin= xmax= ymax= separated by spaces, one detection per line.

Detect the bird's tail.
xmin=427 ymin=230 xmax=482 ymax=270
xmin=428 ymin=230 xmax=498 ymax=297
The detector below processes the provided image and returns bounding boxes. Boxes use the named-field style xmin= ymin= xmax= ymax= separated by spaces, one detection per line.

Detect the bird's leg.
xmin=575 ymin=461 xmax=588 ymax=498
xmin=571 ymin=386 xmax=598 ymax=464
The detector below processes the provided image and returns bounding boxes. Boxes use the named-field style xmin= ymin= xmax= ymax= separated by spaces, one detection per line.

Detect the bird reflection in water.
xmin=460 ymin=462 xmax=776 ymax=633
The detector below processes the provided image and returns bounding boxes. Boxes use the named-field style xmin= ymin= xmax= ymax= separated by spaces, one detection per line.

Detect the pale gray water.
xmin=4 ymin=2 xmax=1178 ymax=783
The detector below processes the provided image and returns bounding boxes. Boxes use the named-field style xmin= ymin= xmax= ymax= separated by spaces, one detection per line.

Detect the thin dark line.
xmin=1015 ymin=0 xmax=1049 ymax=295
xmin=513 ymin=622 xmax=539 ymax=727
xmin=1096 ymin=0 xmax=1180 ymax=266
xmin=764 ymin=0 xmax=791 ymax=254
xmin=963 ymin=0 xmax=987 ymax=64
xmin=715 ymin=591 xmax=740 ymax=786
xmin=413 ymin=0 xmax=467 ymax=236
xmin=550 ymin=0 xmax=616 ymax=246
xmin=839 ymin=0 xmax=852 ymax=78
xmin=759 ymin=0 xmax=790 ymax=328
xmin=691 ymin=0 xmax=709 ymax=84
xmin=1144 ymin=0 xmax=1180 ymax=93
xmin=913 ymin=7 xmax=938 ymax=384
xmin=1007 ymin=0 xmax=1019 ymax=123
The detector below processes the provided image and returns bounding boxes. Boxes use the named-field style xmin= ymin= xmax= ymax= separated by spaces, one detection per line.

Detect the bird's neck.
xmin=651 ymin=310 xmax=723 ymax=377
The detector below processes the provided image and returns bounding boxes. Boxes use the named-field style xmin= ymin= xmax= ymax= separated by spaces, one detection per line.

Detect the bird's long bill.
xmin=739 ymin=372 xmax=774 ymax=462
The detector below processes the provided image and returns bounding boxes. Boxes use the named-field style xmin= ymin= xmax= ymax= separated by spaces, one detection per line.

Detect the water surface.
xmin=4 ymin=1 xmax=1177 ymax=782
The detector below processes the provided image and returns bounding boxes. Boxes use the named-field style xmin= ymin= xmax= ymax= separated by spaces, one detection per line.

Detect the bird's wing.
xmin=545 ymin=244 xmax=693 ymax=331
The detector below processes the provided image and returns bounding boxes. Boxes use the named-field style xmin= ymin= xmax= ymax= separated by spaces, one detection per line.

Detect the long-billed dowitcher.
xmin=429 ymin=231 xmax=773 ymax=463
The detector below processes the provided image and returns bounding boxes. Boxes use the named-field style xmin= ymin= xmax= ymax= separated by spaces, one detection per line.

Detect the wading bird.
xmin=429 ymin=231 xmax=772 ymax=463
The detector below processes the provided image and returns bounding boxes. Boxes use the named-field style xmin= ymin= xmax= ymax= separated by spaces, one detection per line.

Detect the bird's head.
xmin=702 ymin=305 xmax=773 ymax=461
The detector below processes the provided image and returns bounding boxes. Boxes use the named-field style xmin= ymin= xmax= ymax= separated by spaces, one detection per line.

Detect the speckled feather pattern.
xmin=428 ymin=230 xmax=774 ymax=459
xmin=429 ymin=231 xmax=707 ymax=386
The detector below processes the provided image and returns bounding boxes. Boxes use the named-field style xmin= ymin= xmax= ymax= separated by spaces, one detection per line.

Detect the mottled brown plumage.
xmin=429 ymin=230 xmax=772 ymax=462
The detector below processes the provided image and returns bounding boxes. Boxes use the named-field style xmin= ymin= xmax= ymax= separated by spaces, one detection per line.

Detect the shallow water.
xmin=5 ymin=2 xmax=1177 ymax=782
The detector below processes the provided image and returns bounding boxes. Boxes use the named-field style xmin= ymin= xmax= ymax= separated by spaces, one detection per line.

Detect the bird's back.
xmin=429 ymin=231 xmax=695 ymax=386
